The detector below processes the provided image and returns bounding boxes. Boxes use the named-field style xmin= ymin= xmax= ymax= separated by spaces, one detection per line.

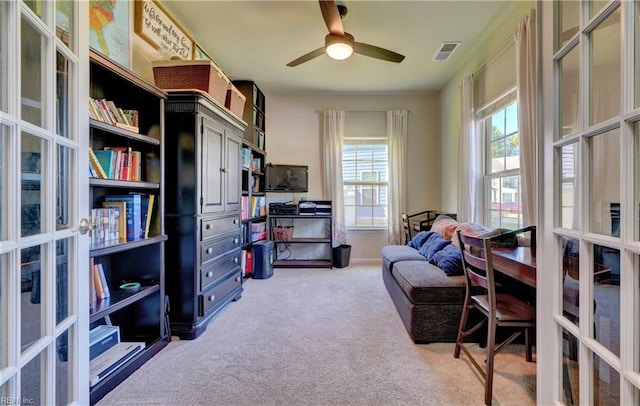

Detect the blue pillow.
xmin=408 ymin=231 xmax=434 ymax=249
xmin=432 ymin=244 xmax=463 ymax=276
xmin=418 ymin=233 xmax=451 ymax=262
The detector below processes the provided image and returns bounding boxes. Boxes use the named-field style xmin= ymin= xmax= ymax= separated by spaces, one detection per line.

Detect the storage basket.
xmin=152 ymin=60 xmax=229 ymax=105
xmin=225 ymin=85 xmax=246 ymax=118
xmin=272 ymin=227 xmax=294 ymax=241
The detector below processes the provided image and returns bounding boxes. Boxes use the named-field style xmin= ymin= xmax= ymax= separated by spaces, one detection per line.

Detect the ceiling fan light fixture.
xmin=325 ymin=33 xmax=354 ymax=60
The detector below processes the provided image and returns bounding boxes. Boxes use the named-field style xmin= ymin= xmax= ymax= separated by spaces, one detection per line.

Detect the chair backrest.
xmin=401 ymin=212 xmax=410 ymax=244
xmin=457 ymin=231 xmax=498 ymax=312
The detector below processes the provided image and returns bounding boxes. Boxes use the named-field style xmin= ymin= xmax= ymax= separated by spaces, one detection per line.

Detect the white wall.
xmin=266 ymin=92 xmax=440 ymax=261
xmin=439 ymin=1 xmax=534 ymax=214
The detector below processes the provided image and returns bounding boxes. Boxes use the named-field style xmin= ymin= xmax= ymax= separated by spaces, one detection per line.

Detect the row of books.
xmin=241 ymin=148 xmax=262 ymax=171
xmin=89 ymin=324 xmax=145 ymax=387
xmin=90 ymin=194 xmax=156 ymax=246
xmin=89 ymin=97 xmax=139 ymax=133
xmin=241 ymin=196 xmax=266 ymax=220
xmin=89 ymin=147 xmax=142 ymax=181
xmin=90 ymin=258 xmax=111 ymax=301
xmin=250 ymin=174 xmax=261 ymax=193
xmin=245 ymin=221 xmax=267 ymax=244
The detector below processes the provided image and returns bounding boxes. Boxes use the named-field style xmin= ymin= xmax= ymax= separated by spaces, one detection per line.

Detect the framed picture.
xmin=89 ymin=0 xmax=131 ymax=68
xmin=134 ymin=0 xmax=194 ymax=60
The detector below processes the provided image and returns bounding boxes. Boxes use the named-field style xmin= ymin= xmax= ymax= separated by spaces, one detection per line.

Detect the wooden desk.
xmin=492 ymin=246 xmax=537 ymax=288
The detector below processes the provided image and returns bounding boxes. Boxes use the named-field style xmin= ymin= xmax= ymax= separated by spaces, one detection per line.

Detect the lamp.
xmin=325 ymin=33 xmax=354 ymax=60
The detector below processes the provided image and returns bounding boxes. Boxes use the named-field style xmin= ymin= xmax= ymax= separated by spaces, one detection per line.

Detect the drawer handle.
xmin=234 ymin=257 xmax=239 ymax=263
xmin=235 ymin=276 xmax=240 ymax=282
xmin=207 ymin=248 xmax=213 ymax=254
xmin=209 ymin=295 xmax=215 ymax=302
xmin=206 ymin=224 xmax=212 ymax=230
xmin=233 ymin=218 xmax=239 ymax=224
xmin=206 ymin=271 xmax=214 ymax=278
xmin=233 ymin=238 xmax=239 ymax=244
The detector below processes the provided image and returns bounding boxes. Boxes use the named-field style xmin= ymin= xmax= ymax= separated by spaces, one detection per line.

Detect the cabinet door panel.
xmin=225 ymin=134 xmax=242 ymax=212
xmin=201 ymin=119 xmax=224 ymax=213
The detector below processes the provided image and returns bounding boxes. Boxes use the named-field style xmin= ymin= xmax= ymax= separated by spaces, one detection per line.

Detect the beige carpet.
xmin=97 ymin=264 xmax=535 ymax=406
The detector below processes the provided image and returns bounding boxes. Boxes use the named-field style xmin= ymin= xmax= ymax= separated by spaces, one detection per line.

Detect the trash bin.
xmin=252 ymin=240 xmax=274 ymax=279
xmin=332 ymin=244 xmax=351 ymax=268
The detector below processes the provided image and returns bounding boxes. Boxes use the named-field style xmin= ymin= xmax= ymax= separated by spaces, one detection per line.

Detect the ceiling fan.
xmin=286 ymin=0 xmax=405 ymax=67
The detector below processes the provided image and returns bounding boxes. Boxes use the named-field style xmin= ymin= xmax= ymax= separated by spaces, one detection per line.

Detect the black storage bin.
xmin=332 ymin=244 xmax=351 ymax=268
xmin=252 ymin=240 xmax=274 ymax=279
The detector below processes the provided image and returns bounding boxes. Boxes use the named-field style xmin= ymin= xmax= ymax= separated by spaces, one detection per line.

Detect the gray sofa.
xmin=381 ymin=244 xmax=466 ymax=343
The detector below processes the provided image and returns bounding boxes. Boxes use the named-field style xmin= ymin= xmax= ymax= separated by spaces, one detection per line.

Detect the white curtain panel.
xmin=515 ymin=9 xmax=538 ymax=227
xmin=458 ymin=75 xmax=482 ymax=223
xmin=322 ymin=110 xmax=347 ymax=245
xmin=387 ymin=110 xmax=408 ymax=244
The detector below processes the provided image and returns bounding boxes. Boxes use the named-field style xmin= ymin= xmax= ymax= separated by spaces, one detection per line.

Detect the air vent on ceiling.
xmin=433 ymin=42 xmax=461 ymax=61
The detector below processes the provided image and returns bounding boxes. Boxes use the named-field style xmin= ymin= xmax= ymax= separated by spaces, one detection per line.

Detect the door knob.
xmin=78 ymin=218 xmax=95 ymax=235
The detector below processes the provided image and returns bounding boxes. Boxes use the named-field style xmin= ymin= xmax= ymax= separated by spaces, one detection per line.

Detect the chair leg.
xmin=525 ymin=327 xmax=533 ymax=362
xmin=484 ymin=318 xmax=497 ymax=405
xmin=454 ymin=299 xmax=471 ymax=358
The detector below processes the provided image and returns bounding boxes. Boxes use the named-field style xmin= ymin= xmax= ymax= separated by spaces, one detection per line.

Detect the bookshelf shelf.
xmin=88 ymin=49 xmax=168 ymax=404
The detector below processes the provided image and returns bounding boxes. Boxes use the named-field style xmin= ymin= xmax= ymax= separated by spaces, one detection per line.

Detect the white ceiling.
xmin=160 ymin=1 xmax=516 ymax=94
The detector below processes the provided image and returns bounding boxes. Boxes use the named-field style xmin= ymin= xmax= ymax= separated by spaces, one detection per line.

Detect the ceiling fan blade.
xmin=353 ymin=42 xmax=405 ymax=63
xmin=319 ymin=0 xmax=344 ymax=36
xmin=286 ymin=47 xmax=326 ymax=67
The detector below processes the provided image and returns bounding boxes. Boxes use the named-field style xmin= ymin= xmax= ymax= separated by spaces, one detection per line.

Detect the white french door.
xmin=0 ymin=1 xmax=89 ymax=404
xmin=541 ymin=0 xmax=640 ymax=404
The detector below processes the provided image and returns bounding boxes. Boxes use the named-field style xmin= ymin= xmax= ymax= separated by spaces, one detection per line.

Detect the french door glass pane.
xmin=590 ymin=0 xmax=609 ymax=19
xmin=594 ymin=351 xmax=620 ymax=404
xmin=56 ymin=52 xmax=70 ymax=138
xmin=562 ymin=327 xmax=579 ymax=405
xmin=590 ymin=129 xmax=620 ymax=236
xmin=21 ymin=351 xmax=42 ymax=405
xmin=593 ymin=244 xmax=620 ymax=356
xmin=56 ymin=329 xmax=70 ymax=404
xmin=24 ymin=0 xmax=46 ymax=19
xmin=21 ymin=244 xmax=43 ymax=352
xmin=56 ymin=238 xmax=70 ymax=325
xmin=0 ymin=2 xmax=5 ymax=112
xmin=56 ymin=145 xmax=71 ymax=228
xmin=559 ymin=0 xmax=579 ymax=49
xmin=562 ymin=237 xmax=580 ymax=326
xmin=0 ymin=124 xmax=7 ymax=240
xmin=21 ymin=17 xmax=44 ymax=127
xmin=560 ymin=143 xmax=578 ymax=229
xmin=590 ymin=8 xmax=620 ymax=126
xmin=560 ymin=45 xmax=579 ymax=137
xmin=0 ymin=254 xmax=5 ymax=369
xmin=21 ymin=133 xmax=44 ymax=237
xmin=56 ymin=1 xmax=72 ymax=47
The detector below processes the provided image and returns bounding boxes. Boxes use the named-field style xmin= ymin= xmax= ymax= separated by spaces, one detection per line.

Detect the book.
xmin=89 ymin=341 xmax=145 ymax=387
xmin=93 ymin=149 xmax=116 ymax=179
xmin=144 ymin=194 xmax=155 ymax=238
xmin=93 ymin=262 xmax=106 ymax=300
xmin=104 ymin=194 xmax=143 ymax=241
xmin=89 ymin=325 xmax=120 ymax=360
xmin=96 ymin=262 xmax=110 ymax=299
xmin=103 ymin=201 xmax=127 ymax=243
xmin=89 ymin=258 xmax=96 ymax=309
xmin=88 ymin=148 xmax=107 ymax=179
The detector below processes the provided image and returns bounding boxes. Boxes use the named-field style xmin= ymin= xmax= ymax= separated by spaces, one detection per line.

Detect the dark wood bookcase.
xmin=88 ymin=49 xmax=169 ymax=404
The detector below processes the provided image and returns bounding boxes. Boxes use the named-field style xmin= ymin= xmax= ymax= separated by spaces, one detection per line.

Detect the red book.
xmin=246 ymin=250 xmax=253 ymax=277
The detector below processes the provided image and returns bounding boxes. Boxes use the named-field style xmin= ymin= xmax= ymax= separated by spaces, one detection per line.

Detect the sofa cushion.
xmin=418 ymin=233 xmax=451 ymax=262
xmin=381 ymin=245 xmax=427 ymax=271
xmin=431 ymin=244 xmax=463 ymax=276
xmin=408 ymin=231 xmax=434 ymax=249
xmin=392 ymin=260 xmax=466 ymax=304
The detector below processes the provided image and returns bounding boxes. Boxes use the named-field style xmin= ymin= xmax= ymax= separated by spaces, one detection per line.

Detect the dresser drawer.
xmin=200 ymin=251 xmax=241 ymax=292
xmin=199 ymin=271 xmax=242 ymax=317
xmin=201 ymin=215 xmax=241 ymax=241
xmin=201 ymin=232 xmax=241 ymax=265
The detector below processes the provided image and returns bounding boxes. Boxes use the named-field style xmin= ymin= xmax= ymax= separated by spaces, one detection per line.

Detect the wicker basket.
xmin=272 ymin=227 xmax=294 ymax=241
xmin=225 ymin=85 xmax=246 ymax=118
xmin=152 ymin=60 xmax=229 ymax=105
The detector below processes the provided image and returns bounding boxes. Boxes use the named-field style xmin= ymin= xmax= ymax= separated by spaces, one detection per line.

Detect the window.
xmin=342 ymin=141 xmax=388 ymax=228
xmin=484 ymin=100 xmax=522 ymax=229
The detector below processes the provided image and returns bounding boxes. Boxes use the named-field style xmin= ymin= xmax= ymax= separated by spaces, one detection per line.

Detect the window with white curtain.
xmin=342 ymin=139 xmax=388 ymax=228
xmin=481 ymin=95 xmax=522 ymax=229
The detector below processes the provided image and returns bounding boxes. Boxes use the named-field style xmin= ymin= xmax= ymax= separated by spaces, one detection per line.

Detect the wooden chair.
xmin=454 ymin=231 xmax=536 ymax=405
